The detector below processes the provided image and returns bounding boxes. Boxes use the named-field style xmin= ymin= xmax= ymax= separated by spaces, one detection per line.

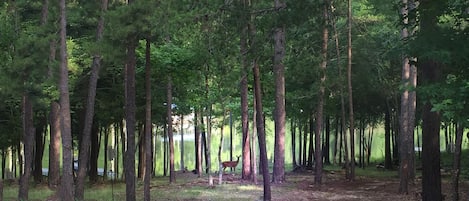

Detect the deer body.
xmin=221 ymin=155 xmax=240 ymax=173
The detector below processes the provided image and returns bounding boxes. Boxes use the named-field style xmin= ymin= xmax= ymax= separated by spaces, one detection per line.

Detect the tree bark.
xmin=89 ymin=125 xmax=99 ymax=182
xmin=240 ymin=24 xmax=251 ymax=180
xmin=167 ymin=77 xmax=175 ymax=183
xmin=49 ymin=101 xmax=61 ymax=188
xmin=75 ymin=0 xmax=107 ymax=199
xmin=291 ymin=119 xmax=297 ymax=167
xmin=421 ymin=61 xmax=442 ymax=201
xmin=384 ymin=103 xmax=393 ymax=169
xmin=59 ymin=0 xmax=74 ymax=199
xmin=19 ymin=94 xmax=34 ymax=201
xmin=450 ymin=124 xmax=463 ymax=201
xmin=324 ymin=117 xmax=330 ymax=165
xmin=307 ymin=117 xmax=314 ymax=169
xmin=180 ymin=115 xmax=184 ymax=171
xmin=33 ymin=117 xmax=46 ymax=183
xmin=253 ymin=61 xmax=271 ymax=200
xmin=272 ymin=0 xmax=286 ymax=184
xmin=252 ymin=95 xmax=258 ymax=184
xmin=124 ymin=30 xmax=137 ymax=201
xmin=143 ymin=38 xmax=152 ymax=201
xmin=315 ymin=0 xmax=329 ymax=184
xmin=347 ymin=0 xmax=355 ymax=181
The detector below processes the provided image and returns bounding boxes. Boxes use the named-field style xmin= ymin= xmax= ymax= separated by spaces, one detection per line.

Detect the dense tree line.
xmin=0 ymin=0 xmax=468 ymax=201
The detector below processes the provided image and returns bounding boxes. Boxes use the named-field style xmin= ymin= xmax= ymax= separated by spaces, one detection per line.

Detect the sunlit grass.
xmin=2 ymin=183 xmax=54 ymax=200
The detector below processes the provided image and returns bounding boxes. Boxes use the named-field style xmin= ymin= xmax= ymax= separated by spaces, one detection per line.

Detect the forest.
xmin=0 ymin=0 xmax=468 ymax=201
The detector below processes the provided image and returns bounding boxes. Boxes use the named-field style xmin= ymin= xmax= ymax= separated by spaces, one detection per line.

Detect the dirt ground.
xmin=41 ymin=169 xmax=468 ymax=201
xmin=270 ymin=170 xmax=469 ymax=201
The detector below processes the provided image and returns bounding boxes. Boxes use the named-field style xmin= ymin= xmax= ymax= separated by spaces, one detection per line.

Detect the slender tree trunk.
xmin=272 ymin=0 xmax=286 ymax=184
xmin=347 ymin=0 xmax=355 ymax=181
xmin=330 ymin=1 xmax=349 ymax=175
xmin=163 ymin=125 xmax=167 ymax=176
xmin=58 ymin=0 xmax=74 ymax=199
xmin=33 ymin=118 xmax=46 ymax=183
xmin=229 ymin=111 xmax=233 ymax=171
xmin=75 ymin=0 xmax=107 ymax=199
xmin=89 ymin=125 xmax=100 ymax=182
xmin=103 ymin=128 xmax=109 ymax=180
xmin=217 ymin=110 xmax=225 ymax=185
xmin=143 ymin=38 xmax=152 ymax=201
xmin=253 ymin=61 xmax=271 ymax=201
xmin=196 ymin=109 xmax=203 ymax=177
xmin=307 ymin=117 xmax=314 ymax=169
xmin=194 ymin=110 xmax=200 ymax=175
xmin=451 ymin=123 xmax=463 ymax=201
xmin=315 ymin=0 xmax=328 ymax=184
xmin=303 ymin=122 xmax=307 ymax=167
xmin=180 ymin=115 xmax=184 ymax=171
xmin=298 ymin=120 xmax=303 ymax=166
xmin=240 ymin=19 xmax=251 ymax=179
xmin=291 ymin=119 xmax=297 ymax=167
xmin=385 ymin=103 xmax=393 ymax=169
xmin=138 ymin=126 xmax=144 ymax=179
xmin=124 ymin=29 xmax=137 ymax=201
xmin=324 ymin=117 xmax=331 ymax=165
xmin=49 ymin=102 xmax=61 ymax=188
xmin=19 ymin=94 xmax=34 ymax=201
xmin=202 ymin=132 xmax=208 ymax=173
xmin=120 ymin=120 xmax=126 ymax=179
xmin=167 ymin=77 xmax=175 ymax=183
xmin=251 ymin=96 xmax=258 ymax=184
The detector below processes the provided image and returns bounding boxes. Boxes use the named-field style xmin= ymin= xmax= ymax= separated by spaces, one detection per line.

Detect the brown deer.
xmin=221 ymin=155 xmax=240 ymax=173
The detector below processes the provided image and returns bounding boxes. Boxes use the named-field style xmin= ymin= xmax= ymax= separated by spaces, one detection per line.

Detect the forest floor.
xmin=4 ymin=166 xmax=468 ymax=200
xmin=141 ymin=167 xmax=469 ymax=201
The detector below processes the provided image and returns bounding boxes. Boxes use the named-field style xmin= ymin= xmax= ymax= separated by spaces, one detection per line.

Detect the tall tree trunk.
xmin=89 ymin=124 xmax=100 ymax=182
xmin=291 ymin=119 xmax=297 ymax=167
xmin=58 ymin=0 xmax=74 ymax=199
xmin=315 ymin=0 xmax=329 ymax=184
xmin=450 ymin=124 xmax=463 ymax=201
xmin=33 ymin=118 xmax=46 ymax=183
xmin=196 ymin=109 xmax=203 ymax=177
xmin=272 ymin=0 xmax=286 ymax=184
xmin=120 ymin=120 xmax=126 ymax=179
xmin=167 ymin=77 xmax=175 ymax=183
xmin=163 ymin=125 xmax=167 ymax=176
xmin=124 ymin=27 xmax=137 ymax=201
xmin=330 ymin=2 xmax=349 ymax=175
xmin=229 ymin=111 xmax=233 ymax=171
xmin=19 ymin=94 xmax=34 ymax=201
xmin=202 ymin=132 xmax=208 ymax=173
xmin=307 ymin=117 xmax=314 ymax=169
xmin=384 ymin=103 xmax=393 ymax=169
xmin=303 ymin=122 xmax=308 ymax=166
xmin=180 ymin=115 xmax=184 ymax=171
xmin=421 ymin=61 xmax=442 ymax=201
xmin=49 ymin=102 xmax=61 ymax=188
xmin=75 ymin=0 xmax=107 ymax=199
xmin=399 ymin=0 xmax=417 ymax=193
xmin=324 ymin=117 xmax=331 ymax=165
xmin=298 ymin=121 xmax=302 ymax=166
xmin=103 ymin=128 xmax=109 ymax=180
xmin=143 ymin=38 xmax=152 ymax=201
xmin=194 ymin=110 xmax=200 ymax=175
xmin=251 ymin=95 xmax=258 ymax=184
xmin=253 ymin=61 xmax=271 ymax=200
xmin=347 ymin=0 xmax=355 ymax=181
xmin=138 ymin=126 xmax=144 ymax=178
xmin=217 ymin=110 xmax=225 ymax=185
xmin=240 ymin=28 xmax=251 ymax=179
